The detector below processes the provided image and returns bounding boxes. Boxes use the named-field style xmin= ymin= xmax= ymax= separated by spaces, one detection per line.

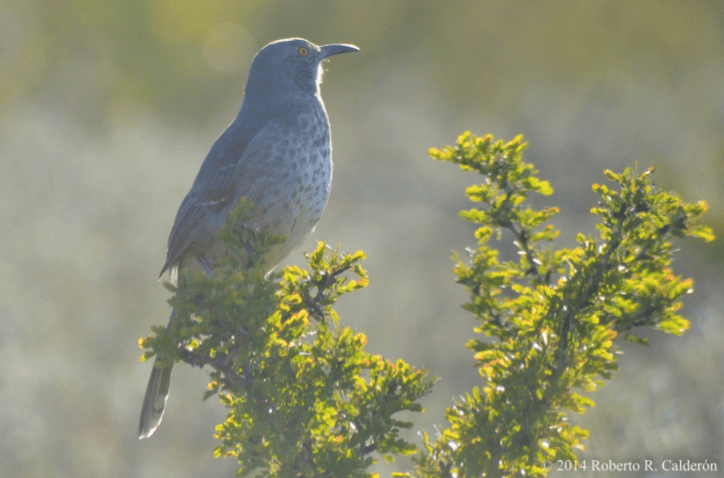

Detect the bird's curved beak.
xmin=319 ymin=44 xmax=359 ymax=59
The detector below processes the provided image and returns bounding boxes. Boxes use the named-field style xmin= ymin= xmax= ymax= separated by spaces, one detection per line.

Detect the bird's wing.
xmin=159 ymin=116 xmax=287 ymax=277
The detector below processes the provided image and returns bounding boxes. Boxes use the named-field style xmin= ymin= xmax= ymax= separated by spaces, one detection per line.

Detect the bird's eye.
xmin=298 ymin=46 xmax=309 ymax=57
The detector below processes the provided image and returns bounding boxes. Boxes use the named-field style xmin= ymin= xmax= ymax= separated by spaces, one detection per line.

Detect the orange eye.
xmin=298 ymin=46 xmax=309 ymax=57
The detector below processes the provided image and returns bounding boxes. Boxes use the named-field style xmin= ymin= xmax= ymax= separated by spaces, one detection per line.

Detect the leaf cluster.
xmin=407 ymin=132 xmax=713 ymax=477
xmin=139 ymin=200 xmax=434 ymax=478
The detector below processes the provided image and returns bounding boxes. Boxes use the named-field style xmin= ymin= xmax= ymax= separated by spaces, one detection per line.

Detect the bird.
xmin=138 ymin=37 xmax=358 ymax=439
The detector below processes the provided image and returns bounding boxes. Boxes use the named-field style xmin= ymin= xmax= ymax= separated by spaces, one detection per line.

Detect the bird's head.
xmin=247 ymin=38 xmax=358 ymax=95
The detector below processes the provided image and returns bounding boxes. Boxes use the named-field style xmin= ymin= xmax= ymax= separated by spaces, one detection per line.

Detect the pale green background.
xmin=1 ymin=1 xmax=723 ymax=476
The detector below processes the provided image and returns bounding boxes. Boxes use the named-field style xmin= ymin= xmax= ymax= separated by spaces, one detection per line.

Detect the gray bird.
xmin=139 ymin=38 xmax=358 ymax=439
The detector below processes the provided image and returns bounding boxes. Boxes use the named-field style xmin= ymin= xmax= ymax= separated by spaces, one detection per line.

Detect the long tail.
xmin=138 ymin=358 xmax=174 ymax=439
xmin=139 ymin=310 xmax=176 ymax=439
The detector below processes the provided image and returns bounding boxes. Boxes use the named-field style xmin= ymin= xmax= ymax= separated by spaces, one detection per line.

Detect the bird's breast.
xmin=237 ymin=106 xmax=333 ymax=267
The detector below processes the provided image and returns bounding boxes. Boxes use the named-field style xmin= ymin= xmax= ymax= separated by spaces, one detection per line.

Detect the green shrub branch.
xmin=405 ymin=132 xmax=713 ymax=478
xmin=140 ymin=199 xmax=434 ymax=478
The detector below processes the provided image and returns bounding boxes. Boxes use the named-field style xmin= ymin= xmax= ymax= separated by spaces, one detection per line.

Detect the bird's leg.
xmin=240 ymin=223 xmax=258 ymax=269
xmin=242 ymin=232 xmax=254 ymax=260
xmin=197 ymin=253 xmax=215 ymax=277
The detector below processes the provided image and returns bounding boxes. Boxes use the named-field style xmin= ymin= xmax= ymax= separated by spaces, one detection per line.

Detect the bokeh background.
xmin=1 ymin=1 xmax=723 ymax=477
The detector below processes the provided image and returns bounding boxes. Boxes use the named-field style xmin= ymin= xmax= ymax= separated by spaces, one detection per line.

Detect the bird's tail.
xmin=138 ymin=357 xmax=174 ymax=439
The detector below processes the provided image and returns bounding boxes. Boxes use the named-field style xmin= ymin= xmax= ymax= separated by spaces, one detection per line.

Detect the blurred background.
xmin=1 ymin=1 xmax=723 ymax=476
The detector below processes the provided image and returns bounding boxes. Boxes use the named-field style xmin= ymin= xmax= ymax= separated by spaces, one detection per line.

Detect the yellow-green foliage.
xmin=407 ymin=133 xmax=713 ymax=478
xmin=140 ymin=199 xmax=433 ymax=478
